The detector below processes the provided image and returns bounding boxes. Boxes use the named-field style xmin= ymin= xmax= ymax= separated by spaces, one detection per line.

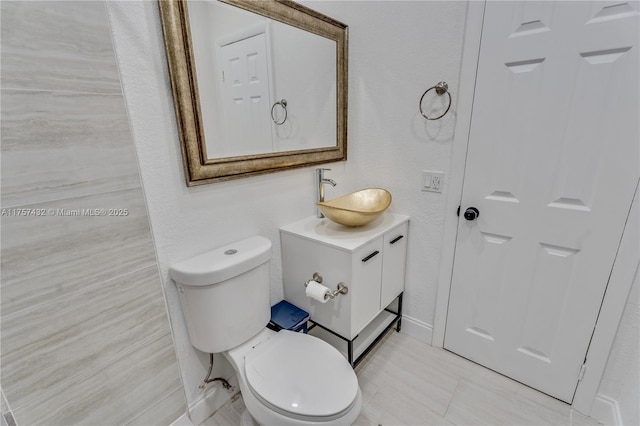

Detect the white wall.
xmin=270 ymin=22 xmax=336 ymax=152
xmin=187 ymin=1 xmax=224 ymax=156
xmin=594 ymin=265 xmax=640 ymax=426
xmin=313 ymin=1 xmax=468 ymax=341
xmin=107 ymin=0 xmax=467 ymax=419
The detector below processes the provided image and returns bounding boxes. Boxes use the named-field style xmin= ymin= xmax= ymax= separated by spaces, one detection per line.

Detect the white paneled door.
xmin=219 ymin=33 xmax=273 ymax=157
xmin=445 ymin=1 xmax=639 ymax=402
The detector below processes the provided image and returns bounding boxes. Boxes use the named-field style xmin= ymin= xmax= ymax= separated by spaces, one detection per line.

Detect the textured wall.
xmin=0 ymin=1 xmax=185 ymax=425
xmin=107 ymin=0 xmax=468 ymax=414
xmin=597 ymin=265 xmax=640 ymax=425
xmin=314 ymin=1 xmax=468 ymax=338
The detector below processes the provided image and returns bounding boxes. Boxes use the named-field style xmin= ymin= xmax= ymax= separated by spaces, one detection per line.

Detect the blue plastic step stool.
xmin=270 ymin=300 xmax=310 ymax=333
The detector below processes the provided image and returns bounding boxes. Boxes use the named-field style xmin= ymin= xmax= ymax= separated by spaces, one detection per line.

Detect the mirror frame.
xmin=158 ymin=0 xmax=348 ymax=186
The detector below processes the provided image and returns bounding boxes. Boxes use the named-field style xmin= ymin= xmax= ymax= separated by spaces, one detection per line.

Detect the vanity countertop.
xmin=280 ymin=213 xmax=409 ymax=253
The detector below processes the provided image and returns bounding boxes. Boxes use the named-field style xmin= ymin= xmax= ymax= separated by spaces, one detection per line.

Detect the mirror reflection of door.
xmin=219 ymin=33 xmax=273 ymax=157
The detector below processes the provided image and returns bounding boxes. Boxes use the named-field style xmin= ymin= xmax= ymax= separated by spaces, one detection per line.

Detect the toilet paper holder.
xmin=304 ymin=272 xmax=349 ymax=299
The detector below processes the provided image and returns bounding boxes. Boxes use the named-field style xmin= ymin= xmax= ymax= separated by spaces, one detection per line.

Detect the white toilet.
xmin=169 ymin=236 xmax=362 ymax=425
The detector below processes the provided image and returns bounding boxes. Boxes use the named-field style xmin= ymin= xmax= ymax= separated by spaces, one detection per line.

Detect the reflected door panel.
xmin=219 ymin=33 xmax=273 ymax=157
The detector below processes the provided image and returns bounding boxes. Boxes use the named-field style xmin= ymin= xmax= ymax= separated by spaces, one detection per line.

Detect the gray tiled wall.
xmin=0 ymin=1 xmax=186 ymax=425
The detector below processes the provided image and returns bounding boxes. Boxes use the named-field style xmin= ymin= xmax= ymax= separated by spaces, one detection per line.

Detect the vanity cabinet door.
xmin=380 ymin=222 xmax=408 ymax=309
xmin=350 ymin=238 xmax=383 ymax=338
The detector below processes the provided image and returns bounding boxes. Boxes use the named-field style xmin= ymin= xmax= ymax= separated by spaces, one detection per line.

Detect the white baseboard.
xmin=180 ymin=375 xmax=240 ymax=426
xmin=399 ymin=315 xmax=433 ymax=345
xmin=590 ymin=394 xmax=623 ymax=426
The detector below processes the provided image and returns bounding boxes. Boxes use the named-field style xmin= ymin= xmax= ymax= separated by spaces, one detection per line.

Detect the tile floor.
xmin=202 ymin=330 xmax=601 ymax=425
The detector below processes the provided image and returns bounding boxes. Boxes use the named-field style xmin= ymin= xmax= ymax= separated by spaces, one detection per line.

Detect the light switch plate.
xmin=422 ymin=171 xmax=444 ymax=193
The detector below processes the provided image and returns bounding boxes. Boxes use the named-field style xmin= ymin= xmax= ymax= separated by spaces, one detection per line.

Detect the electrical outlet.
xmin=422 ymin=171 xmax=444 ymax=193
xmin=432 ymin=175 xmax=441 ymax=191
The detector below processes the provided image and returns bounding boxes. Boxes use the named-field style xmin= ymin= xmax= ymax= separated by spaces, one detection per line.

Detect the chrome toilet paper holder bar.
xmin=304 ymin=272 xmax=349 ymax=299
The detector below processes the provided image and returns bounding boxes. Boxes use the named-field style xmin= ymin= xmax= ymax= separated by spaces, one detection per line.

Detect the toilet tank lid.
xmin=169 ymin=236 xmax=272 ymax=286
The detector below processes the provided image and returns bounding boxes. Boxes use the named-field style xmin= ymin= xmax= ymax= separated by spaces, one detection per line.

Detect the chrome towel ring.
xmin=271 ymin=99 xmax=288 ymax=125
xmin=419 ymin=81 xmax=451 ymax=120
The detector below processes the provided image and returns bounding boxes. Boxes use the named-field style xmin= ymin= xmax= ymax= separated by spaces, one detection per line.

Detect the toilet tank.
xmin=169 ymin=236 xmax=272 ymax=353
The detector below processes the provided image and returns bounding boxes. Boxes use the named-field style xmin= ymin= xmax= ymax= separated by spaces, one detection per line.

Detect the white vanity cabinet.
xmin=280 ymin=213 xmax=409 ymax=365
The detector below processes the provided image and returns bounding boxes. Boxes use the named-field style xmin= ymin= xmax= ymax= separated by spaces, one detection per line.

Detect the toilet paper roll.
xmin=305 ymin=280 xmax=330 ymax=303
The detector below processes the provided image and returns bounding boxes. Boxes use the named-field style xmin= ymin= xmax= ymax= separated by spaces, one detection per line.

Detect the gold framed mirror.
xmin=158 ymin=0 xmax=348 ymax=186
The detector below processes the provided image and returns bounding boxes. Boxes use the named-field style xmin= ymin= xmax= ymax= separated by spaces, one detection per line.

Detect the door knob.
xmin=463 ymin=207 xmax=480 ymax=221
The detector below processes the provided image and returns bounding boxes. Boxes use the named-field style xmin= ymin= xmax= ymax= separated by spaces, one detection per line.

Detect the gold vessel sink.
xmin=317 ymin=188 xmax=392 ymax=227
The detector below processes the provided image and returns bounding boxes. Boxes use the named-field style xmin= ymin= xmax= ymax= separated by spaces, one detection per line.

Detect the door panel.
xmin=380 ymin=223 xmax=408 ymax=309
xmin=352 ymin=239 xmax=383 ymax=338
xmin=445 ymin=1 xmax=639 ymax=402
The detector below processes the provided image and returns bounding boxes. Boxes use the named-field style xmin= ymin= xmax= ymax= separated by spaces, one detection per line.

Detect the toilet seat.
xmin=244 ymin=330 xmax=359 ymax=421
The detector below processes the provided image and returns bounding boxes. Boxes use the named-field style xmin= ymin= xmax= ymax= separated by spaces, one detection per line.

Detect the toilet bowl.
xmin=169 ymin=236 xmax=362 ymax=425
xmin=225 ymin=328 xmax=361 ymax=425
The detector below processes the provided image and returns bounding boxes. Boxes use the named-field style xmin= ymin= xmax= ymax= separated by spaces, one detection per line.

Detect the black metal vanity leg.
xmin=396 ymin=293 xmax=403 ymax=332
xmin=348 ymin=340 xmax=354 ymax=366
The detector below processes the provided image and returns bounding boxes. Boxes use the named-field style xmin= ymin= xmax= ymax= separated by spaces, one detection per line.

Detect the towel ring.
xmin=271 ymin=99 xmax=288 ymax=125
xmin=419 ymin=82 xmax=451 ymax=120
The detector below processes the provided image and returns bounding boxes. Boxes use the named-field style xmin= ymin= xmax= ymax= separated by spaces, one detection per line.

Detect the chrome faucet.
xmin=316 ymin=168 xmax=337 ymax=218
